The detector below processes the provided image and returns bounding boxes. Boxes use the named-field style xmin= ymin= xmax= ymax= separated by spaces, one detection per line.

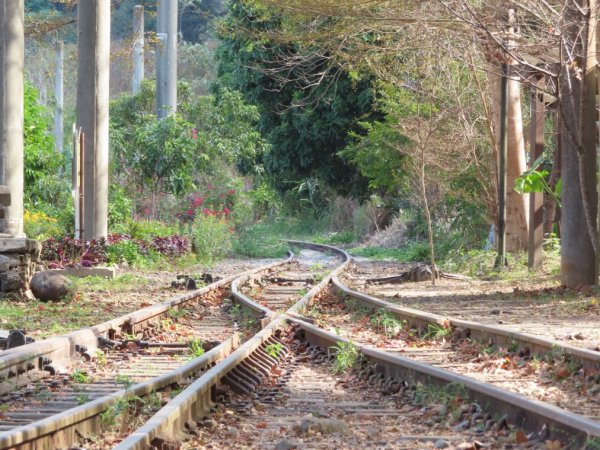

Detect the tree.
xmin=216 ymin=0 xmax=377 ymax=198
xmin=244 ymin=0 xmax=600 ymax=286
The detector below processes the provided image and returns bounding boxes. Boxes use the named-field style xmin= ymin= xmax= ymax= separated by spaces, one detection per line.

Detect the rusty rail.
xmin=289 ymin=317 xmax=600 ymax=447
xmin=331 ymin=272 xmax=600 ymax=368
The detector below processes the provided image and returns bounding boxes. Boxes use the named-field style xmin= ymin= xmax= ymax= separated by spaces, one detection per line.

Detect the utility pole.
xmin=156 ymin=0 xmax=178 ymax=118
xmin=132 ymin=5 xmax=144 ymax=95
xmin=495 ymin=63 xmax=508 ymax=269
xmin=54 ymin=41 xmax=64 ymax=154
xmin=0 ymin=2 xmax=4 ymax=194
xmin=76 ymin=1 xmax=110 ymax=240
xmin=0 ymin=0 xmax=24 ymax=238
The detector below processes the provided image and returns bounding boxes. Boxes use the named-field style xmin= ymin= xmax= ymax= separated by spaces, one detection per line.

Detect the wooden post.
xmin=528 ymin=80 xmax=545 ymax=270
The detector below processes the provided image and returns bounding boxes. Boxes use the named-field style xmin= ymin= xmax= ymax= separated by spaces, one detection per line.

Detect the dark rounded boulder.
xmin=30 ymin=271 xmax=71 ymax=302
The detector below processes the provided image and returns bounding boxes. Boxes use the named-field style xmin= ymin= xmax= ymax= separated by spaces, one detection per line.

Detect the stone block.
xmin=0 ymin=271 xmax=22 ymax=291
xmin=0 ymin=238 xmax=27 ymax=253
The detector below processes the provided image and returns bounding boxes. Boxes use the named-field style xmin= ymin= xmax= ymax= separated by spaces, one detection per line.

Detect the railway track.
xmin=308 ymin=286 xmax=600 ymax=432
xmin=0 ymin=254 xmax=295 ymax=449
xmin=2 ymin=243 xmax=600 ymax=449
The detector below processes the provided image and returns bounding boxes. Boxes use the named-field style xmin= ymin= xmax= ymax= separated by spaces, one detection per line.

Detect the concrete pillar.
xmin=54 ymin=41 xmax=64 ymax=154
xmin=0 ymin=0 xmax=24 ymax=238
xmin=0 ymin=2 xmax=4 ymax=183
xmin=132 ymin=5 xmax=144 ymax=95
xmin=76 ymin=0 xmax=110 ymax=240
xmin=156 ymin=0 xmax=177 ymax=118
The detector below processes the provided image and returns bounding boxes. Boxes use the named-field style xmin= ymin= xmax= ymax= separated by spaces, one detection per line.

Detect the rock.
xmin=200 ymin=419 xmax=218 ymax=431
xmin=490 ymin=308 xmax=500 ymax=315
xmin=30 ymin=271 xmax=71 ymax=301
xmin=275 ymin=439 xmax=303 ymax=450
xmin=300 ymin=417 xmax=349 ymax=435
xmin=224 ymin=426 xmax=239 ymax=439
xmin=453 ymin=420 xmax=471 ymax=431
xmin=434 ymin=440 xmax=450 ymax=449
xmin=0 ymin=271 xmax=22 ymax=291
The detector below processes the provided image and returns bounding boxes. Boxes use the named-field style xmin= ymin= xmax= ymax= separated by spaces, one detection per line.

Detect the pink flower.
xmin=223 ymin=207 xmax=230 ymax=215
xmin=193 ymin=197 xmax=204 ymax=206
xmin=186 ymin=208 xmax=193 ymax=215
xmin=207 ymin=183 xmax=214 ymax=190
xmin=227 ymin=189 xmax=236 ymax=195
xmin=192 ymin=128 xmax=198 ymax=140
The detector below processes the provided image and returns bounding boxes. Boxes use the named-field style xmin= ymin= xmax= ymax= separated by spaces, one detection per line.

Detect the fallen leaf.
xmin=515 ymin=430 xmax=528 ymax=444
xmin=256 ymin=421 xmax=267 ymax=429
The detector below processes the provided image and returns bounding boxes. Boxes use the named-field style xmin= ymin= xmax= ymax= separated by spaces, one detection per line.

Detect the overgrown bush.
xmin=117 ymin=220 xmax=180 ymax=241
xmin=107 ymin=240 xmax=160 ymax=267
xmin=189 ymin=214 xmax=234 ymax=263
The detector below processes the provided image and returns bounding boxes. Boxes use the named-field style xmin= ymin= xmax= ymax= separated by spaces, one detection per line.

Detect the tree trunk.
xmin=488 ymin=69 xmax=529 ymax=252
xmin=560 ymin=0 xmax=598 ymax=287
xmin=420 ymin=148 xmax=436 ymax=286
xmin=543 ymin=125 xmax=561 ymax=238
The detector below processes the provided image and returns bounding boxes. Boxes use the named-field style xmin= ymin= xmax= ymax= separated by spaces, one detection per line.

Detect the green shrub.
xmin=189 ymin=214 xmax=234 ymax=263
xmin=116 ymin=220 xmax=180 ymax=240
xmin=24 ymin=210 xmax=63 ymax=240
xmin=107 ymin=240 xmax=160 ymax=267
xmin=108 ymin=185 xmax=133 ymax=231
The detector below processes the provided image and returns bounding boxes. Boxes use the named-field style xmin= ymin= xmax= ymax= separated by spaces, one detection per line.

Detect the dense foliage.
xmin=216 ymin=0 xmax=376 ymax=199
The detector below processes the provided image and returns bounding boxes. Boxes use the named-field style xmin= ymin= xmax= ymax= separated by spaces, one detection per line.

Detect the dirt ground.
xmin=341 ymin=259 xmax=600 ymax=351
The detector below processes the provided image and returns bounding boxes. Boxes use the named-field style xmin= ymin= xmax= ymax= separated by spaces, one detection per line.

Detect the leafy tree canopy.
xmin=216 ymin=0 xmax=378 ymax=198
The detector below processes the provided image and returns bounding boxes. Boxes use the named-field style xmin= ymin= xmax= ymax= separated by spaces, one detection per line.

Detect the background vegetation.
xmin=21 ymin=0 xmax=511 ymax=271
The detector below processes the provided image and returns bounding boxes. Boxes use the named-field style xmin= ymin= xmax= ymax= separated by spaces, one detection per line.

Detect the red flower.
xmin=223 ymin=207 xmax=230 ymax=215
xmin=193 ymin=197 xmax=204 ymax=206
xmin=226 ymin=189 xmax=236 ymax=195
xmin=186 ymin=208 xmax=193 ymax=215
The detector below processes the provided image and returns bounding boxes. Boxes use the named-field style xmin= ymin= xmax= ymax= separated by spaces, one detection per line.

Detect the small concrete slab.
xmin=0 ymin=238 xmax=27 ymax=253
xmin=57 ymin=266 xmax=116 ymax=279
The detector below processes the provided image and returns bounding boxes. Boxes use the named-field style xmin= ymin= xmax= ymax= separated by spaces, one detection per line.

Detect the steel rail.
xmin=331 ymin=272 xmax=600 ymax=368
xmin=115 ymin=242 xmax=349 ymax=450
xmin=0 ymin=335 xmax=239 ymax=449
xmin=0 ymin=253 xmax=293 ymax=390
xmin=289 ymin=317 xmax=600 ymax=447
xmin=0 ymin=254 xmax=295 ymax=450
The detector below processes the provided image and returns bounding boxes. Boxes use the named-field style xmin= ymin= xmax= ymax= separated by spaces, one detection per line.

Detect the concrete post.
xmin=132 ymin=5 xmax=144 ymax=95
xmin=0 ymin=0 xmax=24 ymax=238
xmin=0 ymin=2 xmax=4 ymax=184
xmin=54 ymin=41 xmax=64 ymax=154
xmin=156 ymin=0 xmax=177 ymax=118
xmin=76 ymin=0 xmax=110 ymax=240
